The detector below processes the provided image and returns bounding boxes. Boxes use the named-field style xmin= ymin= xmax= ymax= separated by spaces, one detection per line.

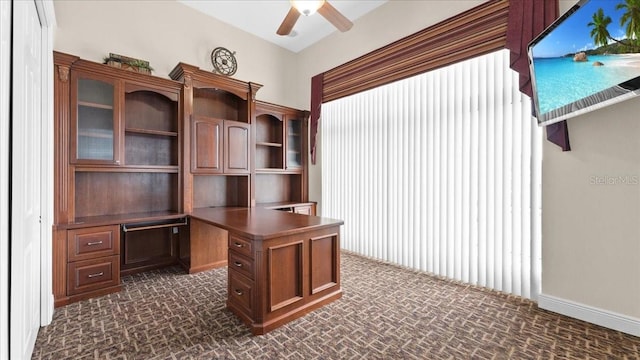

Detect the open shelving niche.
xmin=254 ymin=101 xmax=309 ymax=209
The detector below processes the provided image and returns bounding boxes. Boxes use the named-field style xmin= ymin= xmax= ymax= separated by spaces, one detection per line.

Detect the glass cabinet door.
xmin=286 ymin=118 xmax=302 ymax=169
xmin=73 ymin=75 xmax=118 ymax=163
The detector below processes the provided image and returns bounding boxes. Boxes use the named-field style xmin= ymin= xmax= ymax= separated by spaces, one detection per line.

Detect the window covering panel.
xmin=321 ymin=49 xmax=542 ymax=299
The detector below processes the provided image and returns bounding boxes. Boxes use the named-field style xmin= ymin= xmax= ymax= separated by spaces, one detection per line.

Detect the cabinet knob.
xmin=234 ymin=261 xmax=243 ymax=267
xmin=86 ymin=240 xmax=103 ymax=246
xmin=87 ymin=272 xmax=104 ymax=278
xmin=233 ymin=242 xmax=243 ymax=248
xmin=234 ymin=289 xmax=244 ymax=296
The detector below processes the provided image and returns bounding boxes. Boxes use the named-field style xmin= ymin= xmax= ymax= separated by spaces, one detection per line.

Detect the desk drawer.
xmin=67 ymin=225 xmax=120 ymax=262
xmin=228 ymin=235 xmax=252 ymax=258
xmin=229 ymin=270 xmax=254 ymax=316
xmin=229 ymin=251 xmax=254 ymax=279
xmin=67 ymin=255 xmax=120 ymax=295
xmin=294 ymin=205 xmax=312 ymax=215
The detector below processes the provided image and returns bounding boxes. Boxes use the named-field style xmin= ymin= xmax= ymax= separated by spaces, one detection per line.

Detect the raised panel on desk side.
xmin=268 ymin=241 xmax=304 ymax=311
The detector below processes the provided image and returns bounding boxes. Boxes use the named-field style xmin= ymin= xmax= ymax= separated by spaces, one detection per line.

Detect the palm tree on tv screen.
xmin=588 ymin=8 xmax=613 ymax=47
xmin=616 ymin=0 xmax=640 ymax=45
xmin=588 ymin=1 xmax=640 ymax=52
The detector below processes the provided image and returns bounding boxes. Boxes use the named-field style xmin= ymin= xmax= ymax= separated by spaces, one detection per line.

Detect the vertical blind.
xmin=321 ymin=49 xmax=542 ymax=299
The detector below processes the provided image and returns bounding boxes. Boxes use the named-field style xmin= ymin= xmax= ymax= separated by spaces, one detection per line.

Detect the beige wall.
xmin=53 ymin=0 xmax=640 ymax=324
xmin=542 ymin=101 xmax=640 ymax=318
xmin=53 ymin=0 xmax=298 ymax=106
xmin=539 ymin=1 xmax=640 ymax=322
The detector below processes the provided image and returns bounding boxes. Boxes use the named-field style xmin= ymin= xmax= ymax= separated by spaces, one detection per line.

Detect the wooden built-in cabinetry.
xmin=254 ymin=101 xmax=313 ymax=214
xmin=168 ymin=63 xmax=260 ymax=273
xmin=53 ymin=53 xmax=324 ymax=327
xmin=54 ymin=52 xmax=187 ymax=306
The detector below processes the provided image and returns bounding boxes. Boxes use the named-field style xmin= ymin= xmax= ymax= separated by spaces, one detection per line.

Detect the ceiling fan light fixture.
xmin=290 ymin=0 xmax=325 ymax=16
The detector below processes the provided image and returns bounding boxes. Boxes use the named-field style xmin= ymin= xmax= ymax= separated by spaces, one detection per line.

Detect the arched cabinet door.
xmin=192 ymin=116 xmax=224 ymax=174
xmin=224 ymin=121 xmax=250 ymax=174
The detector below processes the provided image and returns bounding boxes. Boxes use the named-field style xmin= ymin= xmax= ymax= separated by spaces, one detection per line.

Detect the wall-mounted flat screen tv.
xmin=528 ymin=0 xmax=640 ymax=126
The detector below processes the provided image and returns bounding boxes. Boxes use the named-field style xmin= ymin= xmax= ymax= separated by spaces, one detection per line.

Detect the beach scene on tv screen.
xmin=531 ymin=0 xmax=640 ymax=116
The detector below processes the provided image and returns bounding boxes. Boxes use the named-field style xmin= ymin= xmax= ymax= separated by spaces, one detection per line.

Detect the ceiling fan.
xmin=277 ymin=0 xmax=354 ymax=36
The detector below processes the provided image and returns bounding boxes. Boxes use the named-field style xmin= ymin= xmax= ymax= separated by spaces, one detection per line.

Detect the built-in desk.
xmin=190 ymin=207 xmax=344 ymax=335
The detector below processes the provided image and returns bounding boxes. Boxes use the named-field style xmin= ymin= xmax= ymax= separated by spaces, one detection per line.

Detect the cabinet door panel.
xmin=285 ymin=117 xmax=303 ymax=169
xmin=192 ymin=117 xmax=223 ymax=173
xmin=70 ymin=72 xmax=120 ymax=164
xmin=224 ymin=121 xmax=250 ymax=174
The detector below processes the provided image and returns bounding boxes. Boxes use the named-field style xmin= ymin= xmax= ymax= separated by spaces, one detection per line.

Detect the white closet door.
xmin=11 ymin=0 xmax=43 ymax=358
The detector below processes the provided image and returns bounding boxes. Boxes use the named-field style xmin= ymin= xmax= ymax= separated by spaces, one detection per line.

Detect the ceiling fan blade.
xmin=277 ymin=7 xmax=301 ymax=36
xmin=317 ymin=1 xmax=353 ymax=32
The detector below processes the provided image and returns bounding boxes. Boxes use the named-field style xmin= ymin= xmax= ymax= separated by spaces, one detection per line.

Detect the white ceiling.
xmin=178 ymin=0 xmax=388 ymax=53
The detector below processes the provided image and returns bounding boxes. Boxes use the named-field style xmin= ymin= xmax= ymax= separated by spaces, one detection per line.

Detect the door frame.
xmin=34 ymin=0 xmax=56 ymax=327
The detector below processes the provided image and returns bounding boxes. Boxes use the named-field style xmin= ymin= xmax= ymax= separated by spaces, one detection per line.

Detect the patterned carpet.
xmin=33 ymin=251 xmax=640 ymax=359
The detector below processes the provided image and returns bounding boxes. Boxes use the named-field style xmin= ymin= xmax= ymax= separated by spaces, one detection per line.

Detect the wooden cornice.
xmin=322 ymin=0 xmax=510 ymax=102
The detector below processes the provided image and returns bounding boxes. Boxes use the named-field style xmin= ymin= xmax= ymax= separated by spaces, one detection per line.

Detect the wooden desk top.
xmin=190 ymin=207 xmax=343 ymax=240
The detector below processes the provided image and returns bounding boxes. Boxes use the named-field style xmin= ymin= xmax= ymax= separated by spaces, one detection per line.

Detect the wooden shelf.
xmin=256 ymin=141 xmax=283 ymax=148
xmin=256 ymin=168 xmax=302 ymax=175
xmin=78 ymin=101 xmax=113 ymax=110
xmin=74 ymin=165 xmax=179 ymax=173
xmin=125 ymin=127 xmax=178 ymax=137
xmin=78 ymin=130 xmax=113 ymax=139
xmin=255 ymin=168 xmax=284 ymax=173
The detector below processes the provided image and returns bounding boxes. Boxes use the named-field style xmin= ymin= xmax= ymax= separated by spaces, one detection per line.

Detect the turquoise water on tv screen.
xmin=532 ymin=54 xmax=640 ymax=115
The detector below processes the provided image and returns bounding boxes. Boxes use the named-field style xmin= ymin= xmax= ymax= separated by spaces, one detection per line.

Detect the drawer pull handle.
xmin=86 ymin=240 xmax=103 ymax=246
xmin=234 ymin=261 xmax=243 ymax=267
xmin=234 ymin=289 xmax=243 ymax=296
xmin=233 ymin=242 xmax=243 ymax=248
xmin=87 ymin=272 xmax=104 ymax=278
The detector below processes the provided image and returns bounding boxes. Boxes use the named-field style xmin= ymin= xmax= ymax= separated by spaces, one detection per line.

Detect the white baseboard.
xmin=538 ymin=293 xmax=640 ymax=337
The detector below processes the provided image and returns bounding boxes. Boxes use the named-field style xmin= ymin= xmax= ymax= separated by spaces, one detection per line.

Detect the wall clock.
xmin=211 ymin=47 xmax=237 ymax=76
